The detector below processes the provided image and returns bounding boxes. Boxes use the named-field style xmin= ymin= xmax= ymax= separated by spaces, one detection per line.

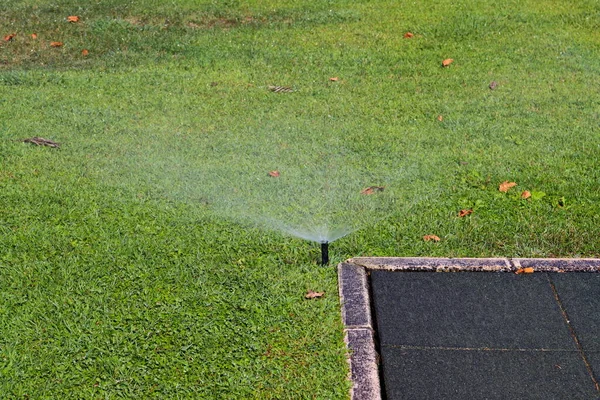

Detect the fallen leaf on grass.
xmin=23 ymin=137 xmax=60 ymax=148
xmin=458 ymin=209 xmax=473 ymax=217
xmin=81 ymin=49 xmax=89 ymax=56
xmin=329 ymin=77 xmax=339 ymax=81
xmin=305 ymin=290 xmax=325 ymax=299
xmin=499 ymin=181 xmax=517 ymax=193
xmin=403 ymin=32 xmax=414 ymax=38
xmin=521 ymin=190 xmax=531 ymax=199
xmin=31 ymin=33 xmax=37 ymax=39
xmin=67 ymin=16 xmax=80 ymax=23
xmin=489 ymin=81 xmax=498 ymax=90
xmin=515 ymin=267 xmax=534 ymax=274
xmin=267 ymin=170 xmax=280 ymax=177
xmin=442 ymin=58 xmax=454 ymax=67
xmin=50 ymin=41 xmax=64 ymax=48
xmin=268 ymin=85 xmax=293 ymax=93
xmin=423 ymin=234 xmax=441 ymax=242
xmin=360 ymin=186 xmax=385 ymax=195
xmin=4 ymin=33 xmax=16 ymax=42
xmin=437 ymin=115 xmax=443 ymax=122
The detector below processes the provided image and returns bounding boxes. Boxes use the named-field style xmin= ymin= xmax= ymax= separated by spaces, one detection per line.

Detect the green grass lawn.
xmin=1 ymin=0 xmax=599 ymax=397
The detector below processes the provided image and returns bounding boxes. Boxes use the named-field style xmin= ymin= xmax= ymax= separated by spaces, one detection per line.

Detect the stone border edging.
xmin=338 ymin=263 xmax=381 ymax=400
xmin=338 ymin=257 xmax=600 ymax=400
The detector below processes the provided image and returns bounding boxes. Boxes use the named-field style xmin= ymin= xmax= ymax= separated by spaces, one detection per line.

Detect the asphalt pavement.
xmin=338 ymin=258 xmax=600 ymax=400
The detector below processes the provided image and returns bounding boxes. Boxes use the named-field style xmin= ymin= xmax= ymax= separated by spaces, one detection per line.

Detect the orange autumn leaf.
xmin=403 ymin=32 xmax=414 ymax=38
xmin=442 ymin=58 xmax=454 ymax=67
xmin=305 ymin=290 xmax=325 ymax=299
xmin=329 ymin=77 xmax=339 ymax=81
xmin=4 ymin=33 xmax=16 ymax=42
xmin=50 ymin=41 xmax=64 ymax=47
xmin=361 ymin=187 xmax=374 ymax=195
xmin=360 ymin=186 xmax=385 ymax=195
xmin=458 ymin=209 xmax=473 ymax=217
xmin=267 ymin=170 xmax=280 ymax=178
xmin=81 ymin=49 xmax=89 ymax=56
xmin=499 ymin=181 xmax=517 ymax=193
xmin=423 ymin=234 xmax=441 ymax=242
xmin=521 ymin=190 xmax=531 ymax=199
xmin=515 ymin=267 xmax=534 ymax=275
xmin=31 ymin=33 xmax=38 ymax=39
xmin=67 ymin=16 xmax=80 ymax=23
xmin=437 ymin=115 xmax=443 ymax=122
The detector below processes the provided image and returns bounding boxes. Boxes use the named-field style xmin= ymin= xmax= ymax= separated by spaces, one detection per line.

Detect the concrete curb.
xmin=338 ymin=262 xmax=381 ymax=400
xmin=349 ymin=257 xmax=511 ymax=272
xmin=338 ymin=257 xmax=600 ymax=400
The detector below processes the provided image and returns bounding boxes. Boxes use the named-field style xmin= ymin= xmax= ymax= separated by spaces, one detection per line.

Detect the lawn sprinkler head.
xmin=320 ymin=241 xmax=329 ymax=266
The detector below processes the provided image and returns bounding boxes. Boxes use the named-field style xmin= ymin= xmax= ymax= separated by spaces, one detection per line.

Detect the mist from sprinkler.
xmin=94 ymin=118 xmax=435 ymax=266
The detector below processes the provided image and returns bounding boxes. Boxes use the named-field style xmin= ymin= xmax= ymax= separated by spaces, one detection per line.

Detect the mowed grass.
xmin=1 ymin=0 xmax=600 ymax=398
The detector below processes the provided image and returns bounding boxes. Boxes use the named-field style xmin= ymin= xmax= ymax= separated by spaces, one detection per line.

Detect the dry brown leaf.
xmin=81 ymin=49 xmax=89 ymax=56
xmin=521 ymin=190 xmax=531 ymax=199
xmin=268 ymin=85 xmax=293 ymax=93
xmin=489 ymin=81 xmax=498 ymax=90
xmin=361 ymin=187 xmax=374 ymax=195
xmin=329 ymin=77 xmax=339 ymax=81
xmin=458 ymin=209 xmax=473 ymax=217
xmin=50 ymin=41 xmax=64 ymax=48
xmin=437 ymin=115 xmax=443 ymax=122
xmin=403 ymin=32 xmax=414 ymax=38
xmin=499 ymin=181 xmax=517 ymax=193
xmin=267 ymin=170 xmax=280 ymax=178
xmin=4 ymin=33 xmax=16 ymax=42
xmin=423 ymin=234 xmax=441 ymax=242
xmin=442 ymin=58 xmax=454 ymax=67
xmin=515 ymin=267 xmax=534 ymax=275
xmin=360 ymin=186 xmax=385 ymax=195
xmin=31 ymin=33 xmax=38 ymax=39
xmin=23 ymin=137 xmax=60 ymax=148
xmin=67 ymin=16 xmax=80 ymax=23
xmin=305 ymin=290 xmax=325 ymax=299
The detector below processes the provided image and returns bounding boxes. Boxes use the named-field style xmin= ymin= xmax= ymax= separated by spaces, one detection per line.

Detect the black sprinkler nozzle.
xmin=320 ymin=242 xmax=329 ymax=265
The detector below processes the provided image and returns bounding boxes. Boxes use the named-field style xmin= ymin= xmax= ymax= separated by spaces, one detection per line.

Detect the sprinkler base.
xmin=320 ymin=242 xmax=329 ymax=265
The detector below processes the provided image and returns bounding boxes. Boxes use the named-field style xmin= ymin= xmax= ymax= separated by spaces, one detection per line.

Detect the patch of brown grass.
xmin=186 ymin=15 xmax=269 ymax=30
